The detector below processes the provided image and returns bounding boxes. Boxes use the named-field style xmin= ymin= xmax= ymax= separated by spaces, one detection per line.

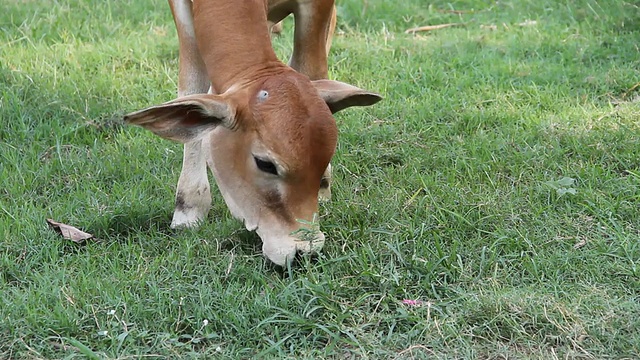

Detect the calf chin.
xmin=258 ymin=227 xmax=326 ymax=266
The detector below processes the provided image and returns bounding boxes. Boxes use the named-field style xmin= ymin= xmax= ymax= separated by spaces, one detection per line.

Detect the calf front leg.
xmin=169 ymin=0 xmax=211 ymax=228
xmin=291 ymin=1 xmax=336 ymax=204
xmin=290 ymin=0 xmax=336 ymax=80
xmin=171 ymin=139 xmax=212 ymax=228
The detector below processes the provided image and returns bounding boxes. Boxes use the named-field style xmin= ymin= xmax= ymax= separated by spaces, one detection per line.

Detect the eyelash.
xmin=254 ymin=157 xmax=278 ymax=175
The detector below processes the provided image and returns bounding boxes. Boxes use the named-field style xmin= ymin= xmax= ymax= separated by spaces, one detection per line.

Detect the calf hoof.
xmin=170 ymin=209 xmax=208 ymax=229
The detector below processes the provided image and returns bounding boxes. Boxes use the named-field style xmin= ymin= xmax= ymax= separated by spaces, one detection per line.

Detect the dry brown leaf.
xmin=405 ymin=23 xmax=462 ymax=34
xmin=47 ymin=219 xmax=94 ymax=243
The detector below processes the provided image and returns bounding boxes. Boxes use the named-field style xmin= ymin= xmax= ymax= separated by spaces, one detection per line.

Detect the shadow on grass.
xmin=225 ymin=227 xmax=263 ymax=255
xmin=92 ymin=206 xmax=270 ymax=260
xmin=89 ymin=207 xmax=173 ymax=239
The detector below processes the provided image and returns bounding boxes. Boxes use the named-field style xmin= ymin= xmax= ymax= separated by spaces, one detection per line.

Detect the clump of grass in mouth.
xmin=292 ymin=213 xmax=321 ymax=244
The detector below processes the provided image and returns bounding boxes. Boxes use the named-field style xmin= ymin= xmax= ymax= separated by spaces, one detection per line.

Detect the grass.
xmin=1 ymin=0 xmax=639 ymax=358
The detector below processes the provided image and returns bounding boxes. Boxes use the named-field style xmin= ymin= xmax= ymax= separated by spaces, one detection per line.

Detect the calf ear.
xmin=312 ymin=80 xmax=382 ymax=113
xmin=124 ymin=94 xmax=235 ymax=143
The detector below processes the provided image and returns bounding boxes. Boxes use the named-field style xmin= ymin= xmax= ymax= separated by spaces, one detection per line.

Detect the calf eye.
xmin=254 ymin=157 xmax=278 ymax=175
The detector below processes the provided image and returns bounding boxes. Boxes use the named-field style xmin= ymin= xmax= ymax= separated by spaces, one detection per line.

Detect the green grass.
xmin=1 ymin=0 xmax=639 ymax=358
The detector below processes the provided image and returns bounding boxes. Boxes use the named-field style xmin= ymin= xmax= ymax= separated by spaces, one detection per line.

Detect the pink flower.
xmin=402 ymin=299 xmax=422 ymax=306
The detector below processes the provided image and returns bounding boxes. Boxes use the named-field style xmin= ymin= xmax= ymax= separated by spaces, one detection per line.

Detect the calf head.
xmin=125 ymin=70 xmax=380 ymax=265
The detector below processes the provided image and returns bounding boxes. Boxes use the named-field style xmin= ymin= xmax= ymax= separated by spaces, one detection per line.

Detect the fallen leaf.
xmin=405 ymin=23 xmax=463 ymax=34
xmin=544 ymin=177 xmax=578 ymax=197
xmin=47 ymin=219 xmax=94 ymax=243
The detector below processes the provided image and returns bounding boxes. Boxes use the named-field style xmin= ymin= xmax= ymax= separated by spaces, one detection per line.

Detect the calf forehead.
xmin=253 ymin=76 xmax=337 ymax=168
xmin=255 ymin=74 xmax=324 ymax=114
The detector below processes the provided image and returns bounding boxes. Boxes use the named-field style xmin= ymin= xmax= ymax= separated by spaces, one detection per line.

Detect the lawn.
xmin=1 ymin=0 xmax=639 ymax=358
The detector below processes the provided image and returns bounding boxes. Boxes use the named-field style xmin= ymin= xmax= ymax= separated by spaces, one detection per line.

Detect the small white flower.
xmin=203 ymin=319 xmax=209 ymax=327
xmin=107 ymin=310 xmax=116 ymax=316
xmin=215 ymin=346 xmax=222 ymax=352
xmin=97 ymin=330 xmax=109 ymax=336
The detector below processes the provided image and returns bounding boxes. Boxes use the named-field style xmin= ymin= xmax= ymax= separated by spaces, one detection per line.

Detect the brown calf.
xmin=125 ymin=0 xmax=381 ymax=265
